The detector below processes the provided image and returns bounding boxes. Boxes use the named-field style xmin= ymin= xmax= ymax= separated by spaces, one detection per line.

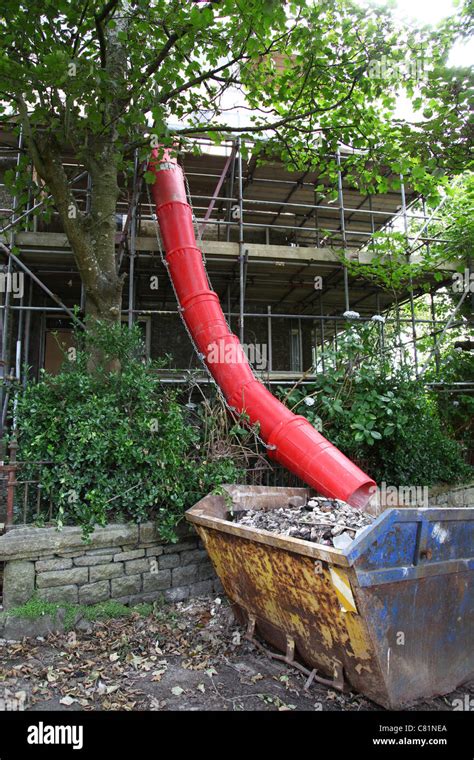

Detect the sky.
xmin=183 ymin=0 xmax=473 ymax=135
xmin=357 ymin=0 xmax=473 ymax=121
xmin=357 ymin=0 xmax=474 ymax=67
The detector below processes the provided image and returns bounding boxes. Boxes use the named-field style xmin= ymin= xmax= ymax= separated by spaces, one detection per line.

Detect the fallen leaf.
xmin=59 ymin=696 xmax=77 ymax=706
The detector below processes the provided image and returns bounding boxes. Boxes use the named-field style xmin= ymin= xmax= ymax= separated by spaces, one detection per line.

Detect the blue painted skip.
xmin=344 ymin=507 xmax=474 ymax=586
xmin=342 ymin=507 xmax=474 ymax=704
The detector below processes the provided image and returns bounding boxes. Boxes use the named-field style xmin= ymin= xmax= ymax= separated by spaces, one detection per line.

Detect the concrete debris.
xmin=332 ymin=532 xmax=354 ymax=550
xmin=287 ymin=495 xmax=306 ymax=508
xmin=235 ymin=496 xmax=375 ymax=547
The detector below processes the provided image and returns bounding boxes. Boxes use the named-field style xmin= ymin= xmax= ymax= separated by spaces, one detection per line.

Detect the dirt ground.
xmin=0 ymin=596 xmax=472 ymax=712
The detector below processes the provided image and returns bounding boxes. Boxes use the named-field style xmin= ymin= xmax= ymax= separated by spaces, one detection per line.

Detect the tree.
xmin=0 ymin=0 xmax=471 ymax=331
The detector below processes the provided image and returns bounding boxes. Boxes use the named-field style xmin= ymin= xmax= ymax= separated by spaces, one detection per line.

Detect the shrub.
xmin=11 ymin=322 xmax=241 ymax=540
xmin=426 ymin=347 xmax=474 ymax=457
xmin=280 ymin=324 xmax=472 ymax=488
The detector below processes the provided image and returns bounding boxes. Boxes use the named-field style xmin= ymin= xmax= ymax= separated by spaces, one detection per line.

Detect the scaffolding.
xmin=0 ymin=130 xmax=471 ymax=436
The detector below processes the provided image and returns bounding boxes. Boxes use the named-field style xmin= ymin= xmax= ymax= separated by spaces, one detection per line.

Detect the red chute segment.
xmin=149 ymin=149 xmax=376 ymax=508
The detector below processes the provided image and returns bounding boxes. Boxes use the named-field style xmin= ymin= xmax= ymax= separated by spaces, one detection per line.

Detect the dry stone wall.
xmin=0 ymin=522 xmax=220 ymax=614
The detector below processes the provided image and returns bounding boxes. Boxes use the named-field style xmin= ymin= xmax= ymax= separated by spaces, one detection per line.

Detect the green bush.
xmin=280 ymin=324 xmax=472 ymax=488
xmin=426 ymin=347 xmax=474 ymax=456
xmin=11 ymin=322 xmax=240 ymax=539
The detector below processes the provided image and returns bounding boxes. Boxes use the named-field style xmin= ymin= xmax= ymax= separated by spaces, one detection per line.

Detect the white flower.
xmin=371 ymin=314 xmax=386 ymax=324
xmin=343 ymin=310 xmax=360 ymax=320
xmin=303 ymin=396 xmax=315 ymax=406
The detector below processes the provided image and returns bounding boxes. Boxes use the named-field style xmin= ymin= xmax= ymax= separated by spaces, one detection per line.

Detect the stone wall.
xmin=0 ymin=522 xmax=220 ymax=612
xmin=429 ymin=482 xmax=474 ymax=508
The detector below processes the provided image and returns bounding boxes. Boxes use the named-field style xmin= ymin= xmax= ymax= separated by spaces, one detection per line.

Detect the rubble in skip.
xmin=234 ymin=496 xmax=375 ymax=549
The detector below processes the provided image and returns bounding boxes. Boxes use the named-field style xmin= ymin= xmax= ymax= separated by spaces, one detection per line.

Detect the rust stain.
xmin=201 ymin=527 xmax=376 ymax=684
xmin=190 ymin=487 xmax=474 ymax=707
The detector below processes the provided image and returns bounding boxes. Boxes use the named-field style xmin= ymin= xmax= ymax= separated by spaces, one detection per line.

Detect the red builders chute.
xmin=149 ymin=149 xmax=375 ymax=508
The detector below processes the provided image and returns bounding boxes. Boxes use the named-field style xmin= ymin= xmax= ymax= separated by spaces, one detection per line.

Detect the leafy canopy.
xmin=0 ymin=0 xmax=472 ymax=198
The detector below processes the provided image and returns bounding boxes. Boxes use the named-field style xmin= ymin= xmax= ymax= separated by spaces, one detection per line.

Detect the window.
xmin=290 ymin=328 xmax=302 ymax=372
xmin=42 ymin=315 xmax=151 ymax=374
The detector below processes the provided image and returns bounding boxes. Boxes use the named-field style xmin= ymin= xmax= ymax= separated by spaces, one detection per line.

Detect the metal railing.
xmin=243 ymin=461 xmax=306 ymax=489
xmin=0 ymin=437 xmax=54 ymax=529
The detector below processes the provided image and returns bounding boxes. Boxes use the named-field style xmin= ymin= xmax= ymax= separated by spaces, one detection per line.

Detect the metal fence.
xmin=243 ymin=461 xmax=306 ymax=489
xmin=0 ymin=457 xmax=54 ymax=529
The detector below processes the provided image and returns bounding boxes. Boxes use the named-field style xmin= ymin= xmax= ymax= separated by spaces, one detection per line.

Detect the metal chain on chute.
xmin=182 ymin=160 xmax=208 ymax=267
xmin=146 ymin=180 xmax=210 ymax=365
xmin=145 ymin=178 xmax=276 ymax=452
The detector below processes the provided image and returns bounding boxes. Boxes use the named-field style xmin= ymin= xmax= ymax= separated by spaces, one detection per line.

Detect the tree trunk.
xmin=79 ymin=146 xmax=125 ymax=373
xmin=23 ymin=132 xmax=125 ymax=371
xmin=82 ymin=144 xmax=125 ymax=325
xmin=16 ymin=2 xmax=132 ymax=372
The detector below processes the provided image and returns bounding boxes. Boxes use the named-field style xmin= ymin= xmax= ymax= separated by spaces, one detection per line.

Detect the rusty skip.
xmin=186 ymin=485 xmax=474 ymax=709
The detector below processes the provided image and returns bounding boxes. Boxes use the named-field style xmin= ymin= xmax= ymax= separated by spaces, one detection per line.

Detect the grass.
xmin=7 ymin=596 xmax=163 ymax=631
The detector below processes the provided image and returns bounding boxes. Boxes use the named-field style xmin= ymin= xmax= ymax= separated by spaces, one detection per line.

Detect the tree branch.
xmin=139 ymin=29 xmax=188 ymax=84
xmin=15 ymin=94 xmax=47 ymax=176
xmin=95 ymin=0 xmax=120 ymax=24
xmin=94 ymin=13 xmax=107 ymax=68
xmin=94 ymin=0 xmax=120 ymax=69
xmin=72 ymin=0 xmax=90 ymax=57
xmin=159 ymin=48 xmax=251 ymax=105
xmin=172 ymin=68 xmax=365 ymax=136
